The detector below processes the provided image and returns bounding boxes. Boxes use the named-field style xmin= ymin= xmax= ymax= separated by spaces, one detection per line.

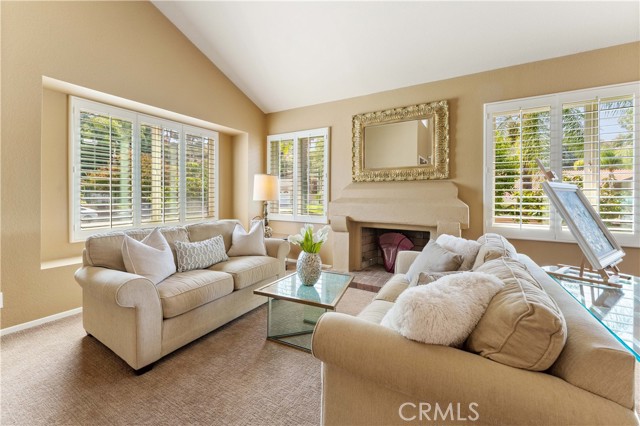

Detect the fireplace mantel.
xmin=328 ymin=181 xmax=469 ymax=271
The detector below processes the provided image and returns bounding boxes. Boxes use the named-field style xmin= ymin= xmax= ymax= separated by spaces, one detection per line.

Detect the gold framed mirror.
xmin=352 ymin=100 xmax=449 ymax=181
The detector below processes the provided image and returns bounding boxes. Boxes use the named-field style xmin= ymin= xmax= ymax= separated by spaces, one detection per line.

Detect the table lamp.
xmin=253 ymin=174 xmax=279 ymax=237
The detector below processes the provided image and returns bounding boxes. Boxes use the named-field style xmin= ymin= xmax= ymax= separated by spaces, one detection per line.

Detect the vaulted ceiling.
xmin=153 ymin=1 xmax=640 ymax=113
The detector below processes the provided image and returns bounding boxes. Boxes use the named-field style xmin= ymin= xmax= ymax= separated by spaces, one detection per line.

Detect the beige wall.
xmin=1 ymin=1 xmax=266 ymax=328
xmin=267 ymin=42 xmax=640 ymax=276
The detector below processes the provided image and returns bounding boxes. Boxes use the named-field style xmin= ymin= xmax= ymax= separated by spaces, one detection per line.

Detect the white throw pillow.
xmin=121 ymin=228 xmax=176 ymax=285
xmin=227 ymin=221 xmax=267 ymax=257
xmin=174 ymin=235 xmax=229 ymax=272
xmin=404 ymin=240 xmax=463 ymax=286
xmin=436 ymin=234 xmax=482 ymax=271
xmin=381 ymin=272 xmax=504 ymax=347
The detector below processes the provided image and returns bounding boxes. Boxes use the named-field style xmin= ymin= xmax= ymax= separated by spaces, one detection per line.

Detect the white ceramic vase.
xmin=297 ymin=252 xmax=322 ymax=286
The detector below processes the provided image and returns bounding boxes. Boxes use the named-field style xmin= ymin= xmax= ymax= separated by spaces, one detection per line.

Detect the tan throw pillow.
xmin=466 ymin=257 xmax=567 ymax=371
xmin=435 ymin=234 xmax=481 ymax=271
xmin=121 ymin=228 xmax=176 ymax=285
xmin=381 ymin=272 xmax=504 ymax=347
xmin=174 ymin=235 xmax=229 ymax=272
xmin=227 ymin=221 xmax=267 ymax=257
xmin=471 ymin=233 xmax=518 ymax=270
xmin=405 ymin=240 xmax=463 ymax=286
xmin=414 ymin=271 xmax=463 ymax=286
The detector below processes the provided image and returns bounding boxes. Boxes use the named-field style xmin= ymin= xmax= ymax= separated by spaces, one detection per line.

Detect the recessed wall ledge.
xmin=328 ymin=181 xmax=469 ymax=272
xmin=40 ymin=257 xmax=83 ymax=270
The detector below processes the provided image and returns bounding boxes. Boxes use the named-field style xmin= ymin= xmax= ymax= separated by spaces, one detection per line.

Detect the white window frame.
xmin=70 ymin=97 xmax=219 ymax=242
xmin=483 ymin=82 xmax=640 ymax=248
xmin=267 ymin=127 xmax=330 ymax=224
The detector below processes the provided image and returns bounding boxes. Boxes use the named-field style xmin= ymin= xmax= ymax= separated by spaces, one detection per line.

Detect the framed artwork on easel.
xmin=542 ymin=180 xmax=625 ymax=270
xmin=542 ymin=179 xmax=626 ymax=286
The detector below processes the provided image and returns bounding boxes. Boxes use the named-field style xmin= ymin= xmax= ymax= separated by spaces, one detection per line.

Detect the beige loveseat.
xmin=75 ymin=220 xmax=289 ymax=373
xmin=313 ymin=236 xmax=638 ymax=425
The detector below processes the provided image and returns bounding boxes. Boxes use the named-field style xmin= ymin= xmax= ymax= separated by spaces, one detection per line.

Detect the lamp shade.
xmin=253 ymin=174 xmax=279 ymax=201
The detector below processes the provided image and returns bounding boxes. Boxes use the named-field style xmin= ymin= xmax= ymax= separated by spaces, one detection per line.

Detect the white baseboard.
xmin=1 ymin=307 xmax=82 ymax=336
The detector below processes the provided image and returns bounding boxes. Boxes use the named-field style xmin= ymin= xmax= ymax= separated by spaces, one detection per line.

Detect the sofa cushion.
xmin=85 ymin=226 xmax=188 ymax=271
xmin=358 ymin=300 xmax=395 ymax=324
xmin=122 ymin=228 xmax=176 ymax=285
xmin=375 ymin=275 xmax=409 ymax=303
xmin=405 ymin=240 xmax=464 ymax=286
xmin=157 ymin=270 xmax=234 ymax=319
xmin=186 ymin=220 xmax=238 ymax=251
xmin=227 ymin=221 xmax=267 ymax=257
xmin=472 ymin=233 xmax=518 ymax=269
xmin=381 ymin=272 xmax=504 ymax=347
xmin=175 ymin=236 xmax=228 ymax=272
xmin=435 ymin=234 xmax=481 ymax=271
xmin=466 ymin=257 xmax=567 ymax=371
xmin=209 ymin=256 xmax=280 ymax=290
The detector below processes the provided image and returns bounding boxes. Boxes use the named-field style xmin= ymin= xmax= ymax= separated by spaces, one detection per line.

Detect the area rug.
xmin=0 ymin=288 xmax=376 ymax=426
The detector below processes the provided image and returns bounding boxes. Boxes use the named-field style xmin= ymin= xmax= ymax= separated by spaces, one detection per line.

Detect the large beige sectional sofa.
xmin=313 ymin=234 xmax=638 ymax=425
xmin=75 ymin=220 xmax=289 ymax=373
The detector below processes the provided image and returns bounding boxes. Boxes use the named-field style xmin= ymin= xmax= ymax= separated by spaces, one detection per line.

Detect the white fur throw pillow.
xmin=121 ymin=228 xmax=176 ymax=285
xmin=436 ymin=234 xmax=481 ymax=271
xmin=227 ymin=221 xmax=267 ymax=257
xmin=381 ymin=272 xmax=504 ymax=347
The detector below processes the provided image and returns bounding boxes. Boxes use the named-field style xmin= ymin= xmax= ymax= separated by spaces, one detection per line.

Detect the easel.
xmin=547 ymin=262 xmax=629 ymax=289
xmin=537 ymin=160 xmax=627 ymax=288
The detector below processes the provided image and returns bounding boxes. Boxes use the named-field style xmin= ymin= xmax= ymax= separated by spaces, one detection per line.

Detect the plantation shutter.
xmin=561 ymin=95 xmax=635 ymax=233
xmin=490 ymin=107 xmax=551 ymax=229
xmin=297 ymin=134 xmax=326 ymax=217
xmin=485 ymin=83 xmax=638 ymax=246
xmin=78 ymin=109 xmax=134 ymax=231
xmin=268 ymin=137 xmax=295 ymax=215
xmin=184 ymin=128 xmax=216 ymax=220
xmin=267 ymin=128 xmax=329 ymax=222
xmin=140 ymin=121 xmax=181 ymax=224
xmin=72 ymin=98 xmax=220 ymax=241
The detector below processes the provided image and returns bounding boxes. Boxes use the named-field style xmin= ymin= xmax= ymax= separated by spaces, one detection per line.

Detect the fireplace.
xmin=328 ymin=181 xmax=469 ymax=272
xmin=361 ymin=228 xmax=429 ymax=270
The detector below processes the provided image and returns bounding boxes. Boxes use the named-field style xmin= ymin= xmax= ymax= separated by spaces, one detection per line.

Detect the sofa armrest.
xmin=265 ymin=238 xmax=290 ymax=262
xmin=395 ymin=250 xmax=420 ymax=274
xmin=75 ymin=266 xmax=163 ymax=370
xmin=312 ymin=312 xmax=637 ymax=425
xmin=75 ymin=266 xmax=160 ymax=308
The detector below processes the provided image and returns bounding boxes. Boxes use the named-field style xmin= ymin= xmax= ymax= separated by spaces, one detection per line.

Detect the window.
xmin=71 ymin=97 xmax=217 ymax=241
xmin=484 ymin=82 xmax=639 ymax=247
xmin=267 ymin=128 xmax=329 ymax=223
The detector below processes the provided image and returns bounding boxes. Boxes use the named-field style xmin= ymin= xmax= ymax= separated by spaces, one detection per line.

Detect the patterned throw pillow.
xmin=174 ymin=235 xmax=229 ymax=272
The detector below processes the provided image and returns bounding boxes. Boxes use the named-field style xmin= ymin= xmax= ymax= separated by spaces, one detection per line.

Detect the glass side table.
xmin=254 ymin=271 xmax=353 ymax=352
xmin=544 ymin=265 xmax=640 ymax=361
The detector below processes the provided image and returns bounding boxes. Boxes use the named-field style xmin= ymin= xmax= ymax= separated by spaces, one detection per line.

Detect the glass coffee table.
xmin=544 ymin=265 xmax=640 ymax=361
xmin=254 ymin=271 xmax=353 ymax=352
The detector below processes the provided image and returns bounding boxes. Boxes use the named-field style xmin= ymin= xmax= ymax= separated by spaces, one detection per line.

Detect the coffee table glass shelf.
xmin=544 ymin=265 xmax=640 ymax=361
xmin=254 ymin=271 xmax=353 ymax=352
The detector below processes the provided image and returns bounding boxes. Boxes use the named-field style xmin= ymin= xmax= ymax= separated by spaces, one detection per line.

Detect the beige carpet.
xmin=0 ymin=288 xmax=375 ymax=426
